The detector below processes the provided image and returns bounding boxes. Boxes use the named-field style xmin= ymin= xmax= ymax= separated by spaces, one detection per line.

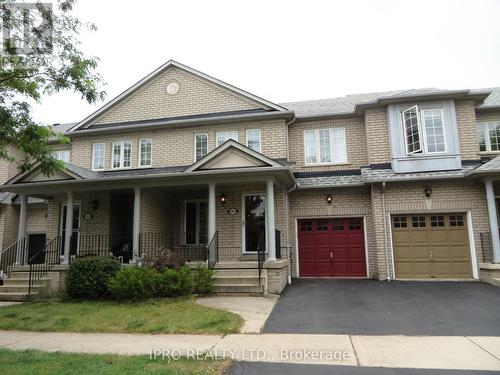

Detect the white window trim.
xmin=91 ymin=143 xmax=105 ymax=171
xmin=52 ymin=150 xmax=71 ymax=163
xmin=111 ymin=140 xmax=132 ymax=170
xmin=246 ymin=129 xmax=261 ymax=153
xmin=216 ymin=131 xmax=239 ymax=147
xmin=303 ymin=128 xmax=348 ymax=166
xmin=478 ymin=122 xmax=500 ymax=153
xmin=194 ymin=133 xmax=208 ymax=162
xmin=138 ymin=138 xmax=153 ymax=167
xmin=402 ymin=105 xmax=423 ymax=155
xmin=421 ymin=108 xmax=447 ymax=154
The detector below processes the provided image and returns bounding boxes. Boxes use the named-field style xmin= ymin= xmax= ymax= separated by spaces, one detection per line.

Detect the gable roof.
xmin=69 ymin=60 xmax=288 ymax=132
xmin=184 ymin=139 xmax=283 ymax=173
xmin=6 ymin=162 xmax=91 ymax=185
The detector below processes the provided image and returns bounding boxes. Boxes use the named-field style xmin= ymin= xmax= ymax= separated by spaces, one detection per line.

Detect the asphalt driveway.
xmin=263 ymin=279 xmax=500 ymax=336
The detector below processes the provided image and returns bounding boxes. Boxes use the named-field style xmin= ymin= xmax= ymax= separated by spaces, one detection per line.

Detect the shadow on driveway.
xmin=263 ymin=279 xmax=500 ymax=336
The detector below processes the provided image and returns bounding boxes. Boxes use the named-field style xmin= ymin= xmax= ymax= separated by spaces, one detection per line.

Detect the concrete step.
xmin=0 ymin=284 xmax=45 ymax=293
xmin=0 ymin=291 xmax=38 ymax=302
xmin=214 ymin=262 xmax=259 ymax=269
xmin=213 ymin=276 xmax=261 ymax=285
xmin=214 ymin=269 xmax=259 ymax=277
xmin=3 ymin=277 xmax=49 ymax=285
xmin=213 ymin=283 xmax=264 ymax=294
xmin=488 ymin=277 xmax=500 ymax=287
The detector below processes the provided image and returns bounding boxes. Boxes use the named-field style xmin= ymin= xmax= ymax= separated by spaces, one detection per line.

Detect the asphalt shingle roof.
xmin=296 ymin=174 xmax=364 ymax=188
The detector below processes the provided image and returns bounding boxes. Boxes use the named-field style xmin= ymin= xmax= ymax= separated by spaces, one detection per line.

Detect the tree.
xmin=0 ymin=0 xmax=104 ymax=176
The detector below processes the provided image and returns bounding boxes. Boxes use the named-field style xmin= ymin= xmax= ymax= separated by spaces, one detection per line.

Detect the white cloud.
xmin=31 ymin=0 xmax=500 ymax=125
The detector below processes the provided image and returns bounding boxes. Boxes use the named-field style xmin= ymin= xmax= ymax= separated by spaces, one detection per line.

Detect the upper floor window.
xmin=92 ymin=143 xmax=105 ymax=171
xmin=303 ymin=128 xmax=347 ymax=165
xmin=246 ymin=129 xmax=261 ymax=152
xmin=402 ymin=105 xmax=446 ymax=155
xmin=216 ymin=131 xmax=238 ymax=147
xmin=477 ymin=122 xmax=500 ymax=152
xmin=52 ymin=150 xmax=70 ymax=163
xmin=112 ymin=141 xmax=132 ymax=169
xmin=139 ymin=139 xmax=152 ymax=167
xmin=194 ymin=134 xmax=208 ymax=161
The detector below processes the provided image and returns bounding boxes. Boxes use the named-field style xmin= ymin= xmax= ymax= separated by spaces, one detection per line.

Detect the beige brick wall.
xmin=26 ymin=204 xmax=48 ymax=234
xmin=92 ymin=66 xmax=259 ymax=126
xmin=288 ymin=186 xmax=376 ymax=278
xmin=365 ymin=107 xmax=391 ymax=164
xmin=288 ymin=117 xmax=368 ymax=172
xmin=455 ymin=100 xmax=480 ymax=160
xmin=0 ymin=204 xmax=19 ymax=250
xmin=70 ymin=119 xmax=287 ymax=170
xmin=369 ymin=180 xmax=488 ymax=280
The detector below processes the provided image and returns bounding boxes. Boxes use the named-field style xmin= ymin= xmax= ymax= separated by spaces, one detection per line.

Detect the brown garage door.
xmin=392 ymin=214 xmax=472 ymax=278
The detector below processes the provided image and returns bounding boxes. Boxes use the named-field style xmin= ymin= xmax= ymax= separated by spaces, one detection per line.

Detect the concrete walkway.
xmin=1 ymin=330 xmax=500 ymax=371
xmin=195 ymin=295 xmax=277 ymax=333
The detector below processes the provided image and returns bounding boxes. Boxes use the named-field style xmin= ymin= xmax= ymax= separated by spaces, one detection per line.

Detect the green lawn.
xmin=0 ymin=298 xmax=242 ymax=334
xmin=0 ymin=349 xmax=230 ymax=375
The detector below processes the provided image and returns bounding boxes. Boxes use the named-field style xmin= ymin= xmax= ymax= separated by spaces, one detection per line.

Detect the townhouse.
xmin=1 ymin=60 xmax=500 ymax=299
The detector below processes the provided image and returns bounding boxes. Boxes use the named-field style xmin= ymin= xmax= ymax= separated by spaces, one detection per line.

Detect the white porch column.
xmin=16 ymin=194 xmax=28 ymax=264
xmin=63 ymin=191 xmax=74 ymax=264
xmin=485 ymin=178 xmax=500 ymax=263
xmin=208 ymin=182 xmax=216 ymax=241
xmin=266 ymin=179 xmax=276 ymax=262
xmin=132 ymin=187 xmax=141 ymax=260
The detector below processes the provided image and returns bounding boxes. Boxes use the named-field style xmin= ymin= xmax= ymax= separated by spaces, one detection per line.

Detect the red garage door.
xmin=298 ymin=218 xmax=366 ymax=277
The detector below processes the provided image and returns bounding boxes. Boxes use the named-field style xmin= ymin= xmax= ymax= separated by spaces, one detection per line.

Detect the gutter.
xmin=285 ymin=182 xmax=298 ymax=285
xmin=381 ymin=181 xmax=391 ymax=281
xmin=67 ymin=111 xmax=295 ymax=137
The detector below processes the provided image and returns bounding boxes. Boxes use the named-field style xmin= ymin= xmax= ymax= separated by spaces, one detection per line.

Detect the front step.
xmin=213 ymin=283 xmax=264 ymax=295
xmin=0 ymin=291 xmax=39 ymax=301
xmin=0 ymin=272 xmax=52 ymax=301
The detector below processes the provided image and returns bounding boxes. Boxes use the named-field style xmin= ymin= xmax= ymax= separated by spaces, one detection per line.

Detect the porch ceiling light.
xmin=327 ymin=194 xmax=333 ymax=205
xmin=424 ymin=187 xmax=433 ymax=198
xmin=220 ymin=194 xmax=226 ymax=205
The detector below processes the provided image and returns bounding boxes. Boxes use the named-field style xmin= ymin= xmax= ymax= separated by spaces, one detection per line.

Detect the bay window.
xmin=112 ymin=141 xmax=132 ymax=169
xmin=477 ymin=122 xmax=500 ymax=152
xmin=401 ymin=105 xmax=446 ymax=155
xmin=303 ymin=128 xmax=347 ymax=165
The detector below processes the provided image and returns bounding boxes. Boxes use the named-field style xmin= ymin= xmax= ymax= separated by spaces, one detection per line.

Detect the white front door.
xmin=241 ymin=194 xmax=266 ymax=253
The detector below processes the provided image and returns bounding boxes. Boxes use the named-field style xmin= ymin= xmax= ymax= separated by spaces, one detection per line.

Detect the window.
xmin=393 ymin=216 xmax=407 ymax=228
xmin=139 ymin=139 xmax=152 ymax=167
xmin=402 ymin=105 xmax=446 ymax=155
xmin=477 ymin=122 xmax=500 ymax=152
xmin=300 ymin=221 xmax=312 ymax=231
xmin=216 ymin=131 xmax=238 ymax=146
xmin=52 ymin=150 xmax=70 ymax=163
xmin=422 ymin=109 xmax=446 ymax=153
xmin=412 ymin=216 xmax=426 ymax=228
xmin=349 ymin=218 xmax=362 ymax=230
xmin=332 ymin=219 xmax=344 ymax=230
xmin=316 ymin=220 xmax=328 ymax=231
xmin=303 ymin=128 xmax=347 ymax=165
xmin=112 ymin=141 xmax=132 ymax=169
xmin=246 ymin=129 xmax=261 ymax=152
xmin=430 ymin=215 xmax=445 ymax=227
xmin=92 ymin=143 xmax=105 ymax=170
xmin=194 ymin=134 xmax=208 ymax=161
xmin=449 ymin=215 xmax=464 ymax=227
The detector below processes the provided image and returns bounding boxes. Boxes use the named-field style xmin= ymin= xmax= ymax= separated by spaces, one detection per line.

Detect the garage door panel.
xmin=392 ymin=214 xmax=472 ymax=279
xmin=298 ymin=218 xmax=366 ymax=277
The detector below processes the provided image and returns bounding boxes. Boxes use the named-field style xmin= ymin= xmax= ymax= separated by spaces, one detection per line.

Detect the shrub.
xmin=142 ymin=247 xmax=185 ymax=271
xmin=158 ymin=266 xmax=193 ymax=297
xmin=192 ymin=266 xmax=214 ymax=294
xmin=66 ymin=257 xmax=120 ymax=299
xmin=107 ymin=267 xmax=160 ymax=299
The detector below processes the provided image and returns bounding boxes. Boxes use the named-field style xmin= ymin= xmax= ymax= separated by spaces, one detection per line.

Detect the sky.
xmin=30 ymin=0 xmax=500 ymax=125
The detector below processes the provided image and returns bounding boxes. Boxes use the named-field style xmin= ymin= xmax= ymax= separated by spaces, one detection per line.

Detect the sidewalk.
xmin=1 ymin=330 xmax=500 ymax=371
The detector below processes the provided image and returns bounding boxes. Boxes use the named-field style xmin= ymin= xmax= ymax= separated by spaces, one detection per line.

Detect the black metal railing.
xmin=0 ymin=238 xmax=27 ymax=278
xmin=480 ymin=232 xmax=494 ymax=263
xmin=257 ymin=230 xmax=265 ymax=284
xmin=207 ymin=231 xmax=219 ymax=269
xmin=28 ymin=236 xmax=61 ymax=294
xmin=139 ymin=232 xmax=207 ymax=263
xmin=77 ymin=234 xmax=113 ymax=258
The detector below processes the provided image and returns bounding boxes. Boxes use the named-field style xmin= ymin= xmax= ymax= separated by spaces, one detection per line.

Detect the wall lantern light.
xmin=424 ymin=187 xmax=433 ymax=198
xmin=327 ymin=194 xmax=333 ymax=205
xmin=91 ymin=200 xmax=99 ymax=211
xmin=220 ymin=194 xmax=227 ymax=205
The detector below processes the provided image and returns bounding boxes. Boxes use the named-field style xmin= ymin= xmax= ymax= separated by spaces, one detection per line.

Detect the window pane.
xmin=393 ymin=216 xmax=407 ymax=228
xmin=216 ymin=131 xmax=238 ymax=147
xmin=140 ymin=139 xmax=152 ymax=166
xmin=423 ymin=109 xmax=445 ymax=153
xmin=123 ymin=142 xmax=131 ymax=167
xmin=489 ymin=123 xmax=500 ymax=151
xmin=112 ymin=143 xmax=121 ymax=168
xmin=331 ymin=128 xmax=347 ymax=163
xmin=53 ymin=150 xmax=70 ymax=163
xmin=412 ymin=216 xmax=426 ymax=228
xmin=477 ymin=127 xmax=487 ymax=152
xmin=93 ymin=144 xmax=104 ymax=170
xmin=304 ymin=131 xmax=317 ymax=164
xmin=430 ymin=215 xmax=445 ymax=227
xmin=195 ymin=134 xmax=208 ymax=161
xmin=318 ymin=129 xmax=331 ymax=163
xmin=246 ymin=129 xmax=261 ymax=152
xmin=402 ymin=106 xmax=422 ymax=154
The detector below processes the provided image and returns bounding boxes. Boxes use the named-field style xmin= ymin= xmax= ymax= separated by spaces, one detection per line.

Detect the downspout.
xmin=285 ymin=182 xmax=297 ymax=284
xmin=381 ymin=181 xmax=391 ymax=281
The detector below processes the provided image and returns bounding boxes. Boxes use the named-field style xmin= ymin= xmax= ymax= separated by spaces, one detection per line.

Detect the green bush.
xmin=66 ymin=257 xmax=120 ymax=299
xmin=158 ymin=266 xmax=193 ymax=297
xmin=192 ymin=266 xmax=214 ymax=294
xmin=107 ymin=267 xmax=160 ymax=299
